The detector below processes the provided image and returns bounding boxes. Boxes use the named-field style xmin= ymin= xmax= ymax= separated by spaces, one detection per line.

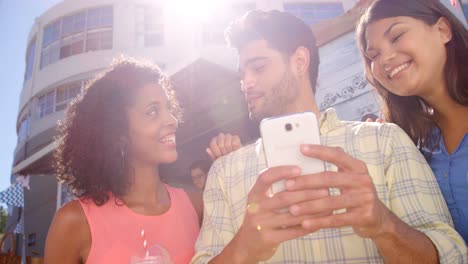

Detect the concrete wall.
xmin=24 ymin=174 xmax=57 ymax=257
xmin=316 ymin=31 xmax=380 ymax=121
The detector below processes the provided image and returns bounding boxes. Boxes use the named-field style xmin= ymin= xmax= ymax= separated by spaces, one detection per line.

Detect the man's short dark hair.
xmin=189 ymin=160 xmax=212 ymax=174
xmin=224 ymin=10 xmax=320 ymax=93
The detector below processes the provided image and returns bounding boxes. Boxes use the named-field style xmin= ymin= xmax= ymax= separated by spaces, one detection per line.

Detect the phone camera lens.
xmin=285 ymin=123 xmax=292 ymax=131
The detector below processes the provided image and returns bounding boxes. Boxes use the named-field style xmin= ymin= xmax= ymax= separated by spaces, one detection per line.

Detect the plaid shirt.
xmin=192 ymin=109 xmax=467 ymax=264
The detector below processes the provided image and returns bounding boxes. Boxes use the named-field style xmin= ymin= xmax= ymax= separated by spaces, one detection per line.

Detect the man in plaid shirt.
xmin=192 ymin=10 xmax=467 ymax=264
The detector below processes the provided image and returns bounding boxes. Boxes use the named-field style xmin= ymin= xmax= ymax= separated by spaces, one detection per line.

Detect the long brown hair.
xmin=356 ymin=0 xmax=468 ymax=153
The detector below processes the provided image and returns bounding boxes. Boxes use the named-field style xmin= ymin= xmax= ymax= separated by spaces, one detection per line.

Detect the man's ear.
xmin=292 ymin=46 xmax=310 ymax=77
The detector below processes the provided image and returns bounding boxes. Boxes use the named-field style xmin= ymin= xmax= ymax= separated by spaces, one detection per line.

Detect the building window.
xmin=284 ymin=2 xmax=344 ymax=25
xmin=41 ymin=20 xmax=61 ymax=68
xmin=24 ymin=38 xmax=36 ymax=81
xmin=62 ymin=11 xmax=86 ymax=37
xmin=87 ymin=6 xmax=113 ymax=29
xmin=38 ymin=90 xmax=55 ymax=118
xmin=60 ymin=33 xmax=85 ymax=59
xmin=86 ymin=29 xmax=113 ymax=51
xmin=37 ymin=81 xmax=83 ymax=118
xmin=41 ymin=6 xmax=113 ymax=68
xmin=55 ymin=83 xmax=81 ymax=111
xmin=43 ymin=20 xmax=61 ymax=47
xmin=18 ymin=114 xmax=31 ymax=143
xmin=136 ymin=6 xmax=164 ymax=46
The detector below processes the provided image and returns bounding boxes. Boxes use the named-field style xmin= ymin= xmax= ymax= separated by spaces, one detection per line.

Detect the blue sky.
xmin=0 ymin=0 xmax=60 ymax=193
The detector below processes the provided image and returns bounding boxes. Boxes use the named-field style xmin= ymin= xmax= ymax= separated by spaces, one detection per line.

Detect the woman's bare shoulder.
xmin=45 ymin=200 xmax=91 ymax=264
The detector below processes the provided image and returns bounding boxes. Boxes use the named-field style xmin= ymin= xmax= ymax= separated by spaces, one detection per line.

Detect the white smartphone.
xmin=260 ymin=112 xmax=325 ymax=196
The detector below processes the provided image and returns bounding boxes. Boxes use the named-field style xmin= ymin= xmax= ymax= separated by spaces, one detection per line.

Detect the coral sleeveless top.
xmin=79 ymin=185 xmax=200 ymax=264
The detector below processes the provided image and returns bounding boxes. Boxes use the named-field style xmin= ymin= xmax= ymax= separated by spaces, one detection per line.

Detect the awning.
xmin=12 ymin=141 xmax=57 ymax=175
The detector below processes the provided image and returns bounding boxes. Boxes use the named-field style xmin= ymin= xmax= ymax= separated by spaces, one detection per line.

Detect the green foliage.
xmin=0 ymin=206 xmax=8 ymax=233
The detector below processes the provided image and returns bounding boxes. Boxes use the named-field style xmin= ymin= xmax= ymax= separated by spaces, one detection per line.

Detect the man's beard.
xmin=250 ymin=69 xmax=299 ymax=122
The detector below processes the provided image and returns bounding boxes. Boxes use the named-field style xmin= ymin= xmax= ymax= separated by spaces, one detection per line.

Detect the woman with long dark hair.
xmin=356 ymin=0 xmax=468 ymax=243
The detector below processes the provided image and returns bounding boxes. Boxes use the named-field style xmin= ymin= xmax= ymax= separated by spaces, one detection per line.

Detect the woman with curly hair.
xmin=44 ymin=57 xmax=202 ymax=264
xmin=356 ymin=0 xmax=468 ymax=243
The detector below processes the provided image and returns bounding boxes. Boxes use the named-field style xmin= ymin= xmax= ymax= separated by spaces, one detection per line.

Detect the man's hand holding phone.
xmin=230 ymin=165 xmax=329 ymax=264
xmin=232 ymin=112 xmax=395 ymax=263
xmin=258 ymin=112 xmax=394 ymax=242
xmin=284 ymin=144 xmax=393 ymax=239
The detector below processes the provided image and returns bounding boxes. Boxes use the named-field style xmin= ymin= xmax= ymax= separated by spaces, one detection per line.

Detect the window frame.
xmin=40 ymin=5 xmax=114 ymax=69
xmin=135 ymin=5 xmax=165 ymax=47
xmin=37 ymin=80 xmax=84 ymax=118
xmin=24 ymin=37 xmax=36 ymax=81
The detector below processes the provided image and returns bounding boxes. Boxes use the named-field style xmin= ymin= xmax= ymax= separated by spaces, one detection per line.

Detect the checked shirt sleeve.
xmin=380 ymin=124 xmax=467 ymax=264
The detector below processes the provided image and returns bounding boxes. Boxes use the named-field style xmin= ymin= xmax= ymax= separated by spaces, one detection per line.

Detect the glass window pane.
xmin=18 ymin=116 xmax=31 ymax=143
xmin=87 ymin=6 xmax=113 ymax=29
xmin=56 ymin=87 xmax=66 ymax=102
xmin=464 ymin=4 xmax=468 ymax=21
xmin=46 ymin=91 xmax=55 ymax=104
xmin=46 ymin=91 xmax=55 ymax=115
xmin=51 ymin=21 xmax=60 ymax=43
xmin=100 ymin=6 xmax=113 ymax=27
xmin=71 ymin=39 xmax=84 ymax=55
xmin=55 ymin=104 xmax=66 ymax=111
xmin=63 ymin=12 xmax=86 ymax=36
xmin=143 ymin=6 xmax=163 ymax=46
xmin=60 ymin=45 xmax=71 ymax=59
xmin=25 ymin=40 xmax=35 ymax=81
xmin=86 ymin=38 xmax=99 ymax=51
xmin=55 ymin=83 xmax=81 ymax=111
xmin=43 ymin=20 xmax=61 ymax=46
xmin=42 ymin=5 xmax=114 ymax=67
xmin=87 ymin=8 xmax=100 ymax=29
xmin=39 ymin=90 xmax=55 ymax=117
xmin=43 ymin=28 xmax=51 ymax=46
xmin=70 ymin=86 xmax=81 ymax=98
xmin=86 ymin=31 xmax=100 ymax=51
xmin=49 ymin=42 xmax=60 ymax=64
xmin=100 ymin=30 xmax=113 ymax=49
xmin=39 ymin=96 xmax=46 ymax=117
xmin=40 ymin=48 xmax=50 ymax=68
xmin=74 ymin=12 xmax=86 ymax=32
xmin=41 ymin=42 xmax=60 ymax=68
xmin=62 ymin=15 xmax=74 ymax=36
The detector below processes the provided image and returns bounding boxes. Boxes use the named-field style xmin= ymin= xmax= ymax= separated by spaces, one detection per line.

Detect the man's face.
xmin=191 ymin=167 xmax=207 ymax=190
xmin=238 ymin=39 xmax=300 ymax=121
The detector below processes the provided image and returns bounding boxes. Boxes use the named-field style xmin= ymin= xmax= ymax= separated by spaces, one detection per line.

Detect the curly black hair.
xmin=54 ymin=56 xmax=181 ymax=206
